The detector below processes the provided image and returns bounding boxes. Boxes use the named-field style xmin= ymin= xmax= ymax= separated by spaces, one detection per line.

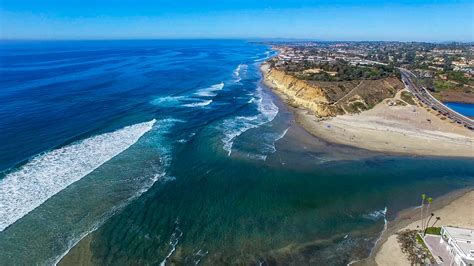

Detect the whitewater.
xmin=0 ymin=119 xmax=156 ymax=232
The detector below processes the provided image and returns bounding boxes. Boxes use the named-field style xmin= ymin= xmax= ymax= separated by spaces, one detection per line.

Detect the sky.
xmin=0 ymin=0 xmax=473 ymax=41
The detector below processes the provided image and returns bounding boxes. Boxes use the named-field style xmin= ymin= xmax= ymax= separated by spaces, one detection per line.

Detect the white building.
xmin=440 ymin=226 xmax=474 ymax=266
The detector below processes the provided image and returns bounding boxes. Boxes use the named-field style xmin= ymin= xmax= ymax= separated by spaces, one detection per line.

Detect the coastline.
xmin=367 ymin=188 xmax=474 ymax=265
xmin=260 ymin=63 xmax=474 ymax=158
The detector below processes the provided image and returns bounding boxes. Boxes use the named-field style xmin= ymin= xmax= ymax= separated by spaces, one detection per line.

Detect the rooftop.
xmin=443 ymin=226 xmax=474 ymax=260
xmin=444 ymin=226 xmax=474 ymax=241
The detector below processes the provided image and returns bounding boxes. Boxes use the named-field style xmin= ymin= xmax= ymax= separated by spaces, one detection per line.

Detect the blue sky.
xmin=1 ymin=0 xmax=473 ymax=41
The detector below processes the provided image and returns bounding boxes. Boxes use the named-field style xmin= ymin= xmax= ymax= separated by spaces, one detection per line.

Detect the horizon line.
xmin=1 ymin=37 xmax=473 ymax=44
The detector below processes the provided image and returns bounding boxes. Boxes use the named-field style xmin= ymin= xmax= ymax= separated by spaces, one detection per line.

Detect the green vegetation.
xmin=400 ymin=91 xmax=416 ymax=105
xmin=273 ymin=58 xmax=400 ymax=82
xmin=424 ymin=227 xmax=441 ymax=235
xmin=433 ymin=80 xmax=456 ymax=91
xmin=447 ymin=71 xmax=469 ymax=84
xmin=302 ymin=63 xmax=398 ymax=81
xmin=416 ymin=234 xmax=425 ymax=245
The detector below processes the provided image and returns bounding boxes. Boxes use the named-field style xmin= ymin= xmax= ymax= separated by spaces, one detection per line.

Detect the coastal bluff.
xmin=261 ymin=62 xmax=474 ymax=157
xmin=261 ymin=63 xmax=404 ymax=117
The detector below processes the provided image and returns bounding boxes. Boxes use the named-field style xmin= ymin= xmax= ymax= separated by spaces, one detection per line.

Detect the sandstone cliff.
xmin=262 ymin=63 xmax=404 ymax=117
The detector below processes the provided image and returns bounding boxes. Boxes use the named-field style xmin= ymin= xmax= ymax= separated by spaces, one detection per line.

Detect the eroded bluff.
xmin=262 ymin=64 xmax=404 ymax=117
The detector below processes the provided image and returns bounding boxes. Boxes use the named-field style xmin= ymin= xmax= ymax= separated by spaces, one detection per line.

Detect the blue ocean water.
xmin=0 ymin=40 xmax=473 ymax=265
xmin=445 ymin=102 xmax=474 ymax=117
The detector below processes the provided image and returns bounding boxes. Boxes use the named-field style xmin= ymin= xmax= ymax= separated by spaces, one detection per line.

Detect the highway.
xmin=399 ymin=68 xmax=474 ymax=130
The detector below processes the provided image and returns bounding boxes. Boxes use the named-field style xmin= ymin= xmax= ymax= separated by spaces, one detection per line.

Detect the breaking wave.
xmin=194 ymin=82 xmax=224 ymax=97
xmin=150 ymin=96 xmax=188 ymax=107
xmin=363 ymin=207 xmax=387 ymax=221
xmin=368 ymin=207 xmax=389 ymax=257
xmin=0 ymin=119 xmax=156 ymax=232
xmin=233 ymin=64 xmax=247 ymax=83
xmin=220 ymin=86 xmax=278 ymax=155
xmin=151 ymin=82 xmax=223 ymax=108
xmin=52 ymin=118 xmax=179 ymax=265
xmin=183 ymin=100 xmax=213 ymax=108
xmin=246 ymin=127 xmax=289 ymax=161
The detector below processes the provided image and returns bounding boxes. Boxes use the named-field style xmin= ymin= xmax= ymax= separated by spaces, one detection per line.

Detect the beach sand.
xmin=295 ymin=98 xmax=474 ymax=157
xmin=372 ymin=189 xmax=474 ymax=265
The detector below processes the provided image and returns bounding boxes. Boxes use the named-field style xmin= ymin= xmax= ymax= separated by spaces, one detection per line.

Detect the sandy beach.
xmin=371 ymin=189 xmax=474 ymax=265
xmin=295 ymin=99 xmax=474 ymax=157
xmin=261 ymin=64 xmax=474 ymax=158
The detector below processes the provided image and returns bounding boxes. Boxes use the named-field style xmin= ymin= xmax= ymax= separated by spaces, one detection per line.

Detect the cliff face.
xmin=263 ymin=66 xmax=342 ymax=117
xmin=262 ymin=64 xmax=404 ymax=117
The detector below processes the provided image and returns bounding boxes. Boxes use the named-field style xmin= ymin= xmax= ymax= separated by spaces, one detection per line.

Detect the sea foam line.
xmin=369 ymin=206 xmax=389 ymax=258
xmin=0 ymin=119 xmax=156 ymax=232
xmin=160 ymin=219 xmax=183 ymax=266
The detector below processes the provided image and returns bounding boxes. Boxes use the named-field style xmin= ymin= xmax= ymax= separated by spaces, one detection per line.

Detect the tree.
xmin=430 ymin=217 xmax=441 ymax=228
xmin=420 ymin=194 xmax=426 ymax=231
xmin=424 ymin=197 xmax=433 ymax=231
xmin=424 ymin=213 xmax=435 ymax=236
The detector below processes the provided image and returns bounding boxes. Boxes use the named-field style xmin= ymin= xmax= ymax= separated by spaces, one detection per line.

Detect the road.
xmin=399 ymin=68 xmax=474 ymax=130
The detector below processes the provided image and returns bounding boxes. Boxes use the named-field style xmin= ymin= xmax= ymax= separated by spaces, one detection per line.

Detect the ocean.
xmin=0 ymin=40 xmax=473 ymax=265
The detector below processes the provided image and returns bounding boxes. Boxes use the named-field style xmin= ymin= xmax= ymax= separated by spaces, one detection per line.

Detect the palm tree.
xmin=424 ymin=197 xmax=433 ymax=231
xmin=430 ymin=217 xmax=441 ymax=228
xmin=424 ymin=213 xmax=434 ymax=236
xmin=420 ymin=194 xmax=426 ymax=231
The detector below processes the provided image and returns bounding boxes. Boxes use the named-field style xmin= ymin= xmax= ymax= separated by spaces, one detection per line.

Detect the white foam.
xmin=0 ymin=119 xmax=156 ymax=232
xmin=160 ymin=219 xmax=183 ymax=266
xmin=150 ymin=96 xmax=188 ymax=106
xmin=50 ymin=118 xmax=179 ymax=265
xmin=233 ymin=64 xmax=247 ymax=83
xmin=263 ymin=127 xmax=290 ymax=155
xmin=220 ymin=86 xmax=278 ymax=155
xmin=271 ymin=127 xmax=289 ymax=151
xmin=369 ymin=207 xmax=389 ymax=257
xmin=194 ymin=82 xmax=224 ymax=97
xmin=183 ymin=99 xmax=213 ymax=108
xmin=193 ymin=249 xmax=209 ymax=265
xmin=151 ymin=95 xmax=213 ymax=108
xmin=363 ymin=207 xmax=388 ymax=221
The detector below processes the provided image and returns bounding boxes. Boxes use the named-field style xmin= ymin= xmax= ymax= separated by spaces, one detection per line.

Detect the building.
xmin=440 ymin=226 xmax=474 ymax=266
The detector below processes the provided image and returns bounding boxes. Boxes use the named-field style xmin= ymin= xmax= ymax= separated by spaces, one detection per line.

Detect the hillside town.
xmin=267 ymin=42 xmax=474 ymax=100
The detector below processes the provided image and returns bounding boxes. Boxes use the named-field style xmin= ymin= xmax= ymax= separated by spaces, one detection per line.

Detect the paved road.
xmin=399 ymin=68 xmax=474 ymax=130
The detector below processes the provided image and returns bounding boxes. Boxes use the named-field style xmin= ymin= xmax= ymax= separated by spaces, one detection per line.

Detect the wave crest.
xmin=220 ymin=86 xmax=278 ymax=155
xmin=183 ymin=100 xmax=212 ymax=108
xmin=233 ymin=64 xmax=247 ymax=83
xmin=194 ymin=82 xmax=224 ymax=97
xmin=0 ymin=119 xmax=156 ymax=232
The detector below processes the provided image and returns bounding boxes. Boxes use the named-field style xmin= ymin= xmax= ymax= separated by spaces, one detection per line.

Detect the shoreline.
xmin=260 ymin=63 xmax=474 ymax=158
xmin=367 ymin=188 xmax=474 ymax=265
